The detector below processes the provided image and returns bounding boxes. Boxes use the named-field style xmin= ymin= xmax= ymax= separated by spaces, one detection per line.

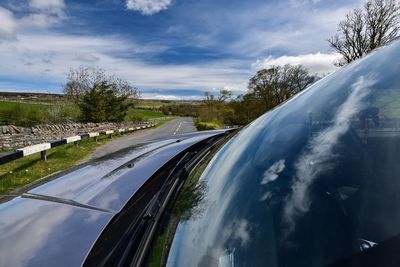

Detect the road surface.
xmin=85 ymin=117 xmax=196 ymax=161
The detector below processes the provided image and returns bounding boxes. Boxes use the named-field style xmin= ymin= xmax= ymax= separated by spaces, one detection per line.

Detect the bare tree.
xmin=328 ymin=0 xmax=400 ymax=66
xmin=63 ymin=67 xmax=139 ymax=103
xmin=217 ymin=89 xmax=233 ymax=103
xmin=200 ymin=89 xmax=233 ymax=122
xmin=248 ymin=64 xmax=315 ymax=111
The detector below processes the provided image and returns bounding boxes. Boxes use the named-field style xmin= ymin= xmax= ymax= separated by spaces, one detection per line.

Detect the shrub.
xmin=78 ymin=82 xmax=131 ymax=123
xmin=195 ymin=121 xmax=221 ymax=131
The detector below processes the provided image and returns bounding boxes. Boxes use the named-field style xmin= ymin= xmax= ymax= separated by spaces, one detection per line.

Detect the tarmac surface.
xmin=85 ymin=117 xmax=196 ymax=160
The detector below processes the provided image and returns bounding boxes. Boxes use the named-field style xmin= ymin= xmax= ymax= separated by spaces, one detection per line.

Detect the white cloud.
xmin=11 ymin=0 xmax=66 ymax=30
xmin=19 ymin=13 xmax=64 ymax=29
xmin=126 ymin=0 xmax=172 ymax=15
xmin=141 ymin=94 xmax=185 ymax=100
xmin=74 ymin=53 xmax=100 ymax=63
xmin=0 ymin=0 xmax=66 ymax=32
xmin=0 ymin=33 xmax=251 ymax=92
xmin=283 ymin=76 xmax=377 ymax=235
xmin=227 ymin=3 xmax=359 ymax=57
xmin=289 ymin=0 xmax=323 ymax=7
xmin=0 ymin=0 xmax=365 ymax=97
xmin=0 ymin=7 xmax=17 ymax=41
xmin=254 ymin=52 xmax=341 ymax=75
xmin=28 ymin=0 xmax=65 ymax=13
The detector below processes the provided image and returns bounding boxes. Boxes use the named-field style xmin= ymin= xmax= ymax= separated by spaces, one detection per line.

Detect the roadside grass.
xmin=0 ymin=136 xmax=110 ymax=194
xmin=153 ymin=117 xmax=176 ymax=128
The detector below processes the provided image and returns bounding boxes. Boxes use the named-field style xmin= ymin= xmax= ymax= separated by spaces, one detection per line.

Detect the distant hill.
xmin=0 ymin=91 xmax=200 ymax=106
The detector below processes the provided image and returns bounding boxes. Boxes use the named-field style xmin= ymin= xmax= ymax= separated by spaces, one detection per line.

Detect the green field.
xmin=125 ymin=108 xmax=167 ymax=122
xmin=0 ymin=101 xmax=80 ymax=126
xmin=0 ymin=101 xmax=51 ymax=125
xmin=0 ymin=101 xmax=167 ymax=126
xmin=136 ymin=100 xmax=167 ymax=109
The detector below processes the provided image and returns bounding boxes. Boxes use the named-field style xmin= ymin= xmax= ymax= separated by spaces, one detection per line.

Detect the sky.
xmin=0 ymin=0 xmax=364 ymax=100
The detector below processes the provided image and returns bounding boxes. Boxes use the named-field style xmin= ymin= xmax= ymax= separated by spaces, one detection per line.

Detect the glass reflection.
xmin=166 ymin=41 xmax=400 ymax=267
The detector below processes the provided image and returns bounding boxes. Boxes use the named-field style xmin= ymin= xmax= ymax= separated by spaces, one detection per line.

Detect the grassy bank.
xmin=0 ymin=137 xmax=111 ymax=194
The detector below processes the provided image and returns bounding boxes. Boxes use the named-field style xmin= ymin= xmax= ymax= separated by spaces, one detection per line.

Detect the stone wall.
xmin=0 ymin=121 xmax=151 ymax=150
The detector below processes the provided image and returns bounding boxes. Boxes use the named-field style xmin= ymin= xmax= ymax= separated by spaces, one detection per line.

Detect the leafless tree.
xmin=328 ymin=0 xmax=400 ymax=66
xmin=200 ymin=89 xmax=233 ymax=122
xmin=217 ymin=89 xmax=233 ymax=103
xmin=63 ymin=67 xmax=139 ymax=103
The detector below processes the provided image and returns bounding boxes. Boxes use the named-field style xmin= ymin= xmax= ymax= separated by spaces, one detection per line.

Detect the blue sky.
xmin=0 ymin=0 xmax=364 ymax=99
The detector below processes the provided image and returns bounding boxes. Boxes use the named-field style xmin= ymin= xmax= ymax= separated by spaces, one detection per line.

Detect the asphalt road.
xmin=85 ymin=117 xmax=197 ymax=160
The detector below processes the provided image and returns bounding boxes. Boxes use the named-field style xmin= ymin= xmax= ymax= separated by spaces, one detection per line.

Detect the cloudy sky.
xmin=0 ymin=0 xmax=364 ymax=99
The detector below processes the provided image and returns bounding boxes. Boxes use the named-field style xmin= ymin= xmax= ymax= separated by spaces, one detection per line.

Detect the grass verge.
xmin=153 ymin=117 xmax=176 ymax=128
xmin=0 ymin=136 xmax=111 ymax=194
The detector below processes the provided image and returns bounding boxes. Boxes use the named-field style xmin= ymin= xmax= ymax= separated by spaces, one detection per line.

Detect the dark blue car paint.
xmin=0 ymin=130 xmax=230 ymax=267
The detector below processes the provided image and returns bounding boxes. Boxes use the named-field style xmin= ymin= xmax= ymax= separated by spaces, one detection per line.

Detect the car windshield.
xmin=163 ymin=40 xmax=400 ymax=267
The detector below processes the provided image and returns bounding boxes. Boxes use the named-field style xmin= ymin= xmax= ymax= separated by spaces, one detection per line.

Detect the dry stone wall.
xmin=0 ymin=121 xmax=151 ymax=150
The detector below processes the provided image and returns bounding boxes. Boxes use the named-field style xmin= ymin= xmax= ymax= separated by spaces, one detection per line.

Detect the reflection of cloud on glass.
xmin=283 ymin=76 xmax=376 ymax=234
xmin=260 ymin=191 xmax=273 ymax=201
xmin=261 ymin=159 xmax=285 ymax=185
xmin=223 ymin=218 xmax=251 ymax=247
xmin=169 ymin=121 xmax=278 ymax=266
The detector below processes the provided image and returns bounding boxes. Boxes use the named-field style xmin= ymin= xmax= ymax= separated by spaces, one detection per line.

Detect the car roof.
xmin=0 ymin=130 xmax=228 ymax=267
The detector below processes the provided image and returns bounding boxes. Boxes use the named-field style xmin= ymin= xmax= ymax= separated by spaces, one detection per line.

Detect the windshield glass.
xmin=164 ymin=40 xmax=400 ymax=267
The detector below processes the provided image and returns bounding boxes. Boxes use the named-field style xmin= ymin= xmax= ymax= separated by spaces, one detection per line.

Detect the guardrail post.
xmin=40 ymin=150 xmax=47 ymax=161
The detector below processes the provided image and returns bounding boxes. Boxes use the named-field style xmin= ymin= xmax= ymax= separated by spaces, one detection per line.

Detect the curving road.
xmin=85 ymin=117 xmax=196 ymax=161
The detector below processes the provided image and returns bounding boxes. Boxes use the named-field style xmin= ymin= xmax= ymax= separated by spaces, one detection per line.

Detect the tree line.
xmin=191 ymin=64 xmax=316 ymax=127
